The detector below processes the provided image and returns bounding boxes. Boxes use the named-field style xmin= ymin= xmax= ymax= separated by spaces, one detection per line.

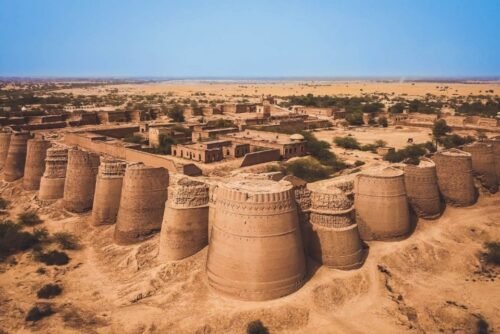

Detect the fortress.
xmin=0 ymin=125 xmax=498 ymax=302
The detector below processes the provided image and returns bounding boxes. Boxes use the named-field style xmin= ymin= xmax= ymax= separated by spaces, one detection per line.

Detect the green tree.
xmin=432 ymin=119 xmax=451 ymax=147
xmin=378 ymin=116 xmax=388 ymax=127
xmin=345 ymin=112 xmax=364 ymax=125
xmin=167 ymin=104 xmax=185 ymax=122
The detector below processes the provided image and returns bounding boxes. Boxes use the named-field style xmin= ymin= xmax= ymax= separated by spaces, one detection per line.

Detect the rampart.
xmin=239 ymin=149 xmax=281 ymax=167
xmin=206 ymin=179 xmax=306 ymax=301
xmin=355 ymin=167 xmax=410 ymax=241
xmin=63 ymin=148 xmax=100 ymax=212
xmin=3 ymin=131 xmax=31 ymax=182
xmin=0 ymin=131 xmax=11 ymax=170
xmin=114 ymin=164 xmax=169 ymax=245
xmin=463 ymin=142 xmax=498 ymax=193
xmin=38 ymin=146 xmax=69 ymax=201
xmin=432 ymin=149 xmax=477 ymax=207
xmin=23 ymin=139 xmax=51 ymax=190
xmin=403 ymin=158 xmax=442 ymax=218
xmin=307 ymin=177 xmax=365 ymax=269
xmin=159 ymin=177 xmax=210 ymax=261
xmin=91 ymin=158 xmax=127 ymax=226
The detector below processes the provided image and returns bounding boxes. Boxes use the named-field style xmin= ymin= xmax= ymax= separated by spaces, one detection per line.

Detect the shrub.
xmin=345 ymin=112 xmax=364 ymax=125
xmin=246 ymin=320 xmax=269 ymax=334
xmin=0 ymin=221 xmax=40 ymax=261
xmin=285 ymin=158 xmax=332 ymax=182
xmin=17 ymin=210 xmax=43 ymax=226
xmin=441 ymin=134 xmax=475 ymax=149
xmin=167 ymin=104 xmax=185 ymax=122
xmin=0 ymin=197 xmax=8 ymax=210
xmin=354 ymin=160 xmax=365 ymax=167
xmin=35 ymin=250 xmax=70 ymax=266
xmin=334 ymin=136 xmax=361 ymax=150
xmin=484 ymin=242 xmax=500 ymax=265
xmin=25 ymin=303 xmax=54 ymax=322
xmin=37 ymin=283 xmax=62 ymax=299
xmin=52 ymin=232 xmax=79 ymax=250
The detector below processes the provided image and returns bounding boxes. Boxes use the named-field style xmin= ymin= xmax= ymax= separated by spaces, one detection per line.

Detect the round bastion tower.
xmin=23 ymin=138 xmax=51 ymax=191
xmin=3 ymin=131 xmax=30 ymax=182
xmin=206 ymin=179 xmax=306 ymax=301
xmin=0 ymin=130 xmax=12 ymax=170
xmin=114 ymin=164 xmax=169 ymax=245
xmin=403 ymin=157 xmax=442 ymax=219
xmin=63 ymin=148 xmax=100 ymax=213
xmin=159 ymin=177 xmax=210 ymax=261
xmin=38 ymin=146 xmax=69 ymax=201
xmin=432 ymin=148 xmax=477 ymax=207
xmin=486 ymin=136 xmax=500 ymax=185
xmin=91 ymin=157 xmax=127 ymax=226
xmin=355 ymin=166 xmax=411 ymax=241
xmin=307 ymin=177 xmax=365 ymax=269
xmin=462 ymin=142 xmax=498 ymax=193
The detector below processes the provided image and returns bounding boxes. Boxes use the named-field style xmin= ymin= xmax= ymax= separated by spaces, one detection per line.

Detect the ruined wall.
xmin=307 ymin=177 xmax=365 ymax=269
xmin=206 ymin=179 xmax=306 ymax=301
xmin=91 ymin=158 xmax=127 ymax=226
xmin=403 ymin=158 xmax=442 ymax=218
xmin=355 ymin=167 xmax=411 ymax=241
xmin=432 ymin=149 xmax=477 ymax=207
xmin=462 ymin=142 xmax=498 ymax=193
xmin=159 ymin=178 xmax=209 ymax=261
xmin=63 ymin=148 xmax=100 ymax=212
xmin=114 ymin=164 xmax=169 ymax=245
xmin=38 ymin=147 xmax=69 ymax=201
xmin=3 ymin=131 xmax=30 ymax=182
xmin=23 ymin=139 xmax=51 ymax=190
xmin=239 ymin=149 xmax=281 ymax=167
xmin=0 ymin=131 xmax=11 ymax=170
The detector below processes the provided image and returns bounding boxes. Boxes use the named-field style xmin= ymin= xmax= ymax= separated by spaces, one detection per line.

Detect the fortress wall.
xmin=403 ymin=158 xmax=442 ymax=218
xmin=38 ymin=146 xmax=69 ymax=201
xmin=91 ymin=158 xmax=127 ymax=226
xmin=463 ymin=142 xmax=498 ymax=193
xmin=159 ymin=178 xmax=209 ymax=261
xmin=63 ymin=148 xmax=100 ymax=212
xmin=3 ymin=131 xmax=31 ymax=182
xmin=0 ymin=131 xmax=11 ymax=170
xmin=282 ymin=175 xmax=312 ymax=251
xmin=488 ymin=137 xmax=500 ymax=184
xmin=208 ymin=183 xmax=218 ymax=240
xmin=91 ymin=126 xmax=139 ymax=138
xmin=114 ymin=164 xmax=169 ymax=245
xmin=355 ymin=167 xmax=410 ymax=241
xmin=206 ymin=179 xmax=306 ymax=301
xmin=23 ymin=139 xmax=51 ymax=190
xmin=240 ymin=149 xmax=281 ymax=167
xmin=307 ymin=177 xmax=365 ymax=269
xmin=432 ymin=149 xmax=477 ymax=207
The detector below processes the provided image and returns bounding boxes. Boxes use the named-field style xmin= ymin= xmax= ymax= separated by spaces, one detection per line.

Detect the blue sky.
xmin=0 ymin=0 xmax=499 ymax=77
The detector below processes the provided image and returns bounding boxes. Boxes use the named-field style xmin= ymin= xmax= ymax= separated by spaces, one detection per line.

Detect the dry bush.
xmin=37 ymin=283 xmax=62 ymax=299
xmin=52 ymin=232 xmax=80 ymax=250
xmin=17 ymin=210 xmax=43 ymax=226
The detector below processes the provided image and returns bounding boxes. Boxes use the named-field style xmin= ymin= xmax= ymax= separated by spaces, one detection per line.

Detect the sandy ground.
xmin=53 ymin=81 xmax=500 ymax=100
xmin=0 ymin=176 xmax=498 ymax=334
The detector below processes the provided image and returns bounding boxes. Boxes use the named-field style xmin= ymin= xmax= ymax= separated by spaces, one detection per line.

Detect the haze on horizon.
xmin=0 ymin=0 xmax=499 ymax=78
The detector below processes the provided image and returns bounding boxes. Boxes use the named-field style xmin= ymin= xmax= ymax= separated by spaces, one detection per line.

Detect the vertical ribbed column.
xmin=91 ymin=158 xmax=126 ymax=226
xmin=206 ymin=179 xmax=306 ymax=301
xmin=307 ymin=177 xmax=365 ymax=269
xmin=23 ymin=139 xmax=51 ymax=190
xmin=3 ymin=131 xmax=30 ymax=182
xmin=282 ymin=175 xmax=311 ymax=251
xmin=159 ymin=178 xmax=209 ymax=261
xmin=432 ymin=149 xmax=477 ymax=207
xmin=0 ymin=131 xmax=11 ymax=170
xmin=114 ymin=164 xmax=169 ymax=245
xmin=355 ymin=167 xmax=410 ymax=241
xmin=63 ymin=148 xmax=100 ymax=212
xmin=38 ymin=146 xmax=69 ymax=201
xmin=403 ymin=158 xmax=442 ymax=218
